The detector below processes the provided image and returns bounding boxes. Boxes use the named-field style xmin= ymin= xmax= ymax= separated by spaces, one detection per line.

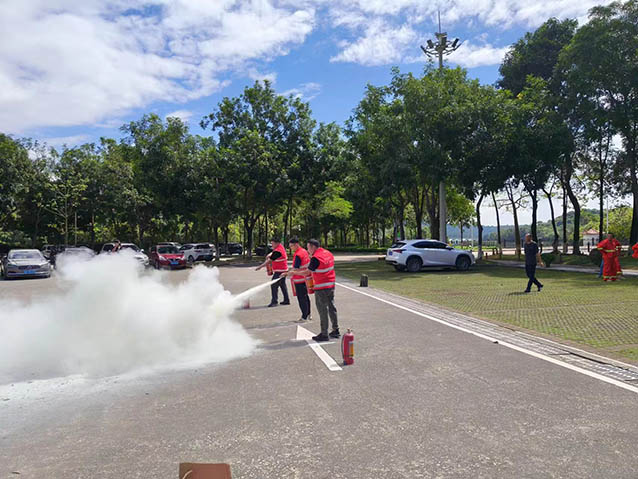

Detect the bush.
xmin=541 ymin=253 xmax=556 ymax=267
xmin=589 ymin=249 xmax=602 ymax=266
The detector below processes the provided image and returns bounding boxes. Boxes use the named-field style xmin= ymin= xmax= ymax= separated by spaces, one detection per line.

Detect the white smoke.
xmin=0 ymin=254 xmax=257 ymax=384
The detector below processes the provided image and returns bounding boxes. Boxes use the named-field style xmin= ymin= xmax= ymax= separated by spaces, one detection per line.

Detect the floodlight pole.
xmin=420 ymin=12 xmax=461 ymax=243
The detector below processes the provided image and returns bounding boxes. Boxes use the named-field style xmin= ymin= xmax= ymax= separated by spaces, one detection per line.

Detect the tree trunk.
xmin=476 ymin=193 xmax=485 ymax=259
xmin=543 ymin=187 xmax=560 ymax=253
xmin=562 ymin=182 xmax=568 ymax=253
xmin=460 ymin=223 xmax=464 ymax=245
xmin=599 ymin=172 xmax=604 ymax=243
xmin=629 ymin=145 xmax=638 ymax=248
xmin=492 ymin=192 xmax=502 ymax=255
xmin=530 ymin=188 xmax=539 ymax=243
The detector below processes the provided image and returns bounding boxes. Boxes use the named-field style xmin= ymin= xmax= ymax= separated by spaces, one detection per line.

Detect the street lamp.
xmin=420 ymin=12 xmax=461 ymax=243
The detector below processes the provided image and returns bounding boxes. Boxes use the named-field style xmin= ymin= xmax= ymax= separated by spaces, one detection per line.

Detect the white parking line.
xmin=337 ymin=282 xmax=638 ymax=395
xmin=296 ymin=325 xmax=342 ymax=372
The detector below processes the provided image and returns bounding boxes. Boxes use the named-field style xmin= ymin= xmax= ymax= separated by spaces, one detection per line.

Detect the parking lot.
xmin=2 ymin=266 xmax=638 ymax=478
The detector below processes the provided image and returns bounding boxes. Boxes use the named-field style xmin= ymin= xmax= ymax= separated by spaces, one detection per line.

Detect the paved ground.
xmin=2 ymin=267 xmax=638 ymax=478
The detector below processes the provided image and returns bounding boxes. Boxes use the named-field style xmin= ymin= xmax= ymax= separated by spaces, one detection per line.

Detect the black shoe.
xmin=329 ymin=329 xmax=340 ymax=338
xmin=268 ymin=302 xmax=278 ymax=307
xmin=280 ymin=300 xmax=291 ymax=305
xmin=312 ymin=333 xmax=329 ymax=342
xmin=524 ymin=290 xmax=531 ymax=294
xmin=538 ymin=285 xmax=543 ymax=292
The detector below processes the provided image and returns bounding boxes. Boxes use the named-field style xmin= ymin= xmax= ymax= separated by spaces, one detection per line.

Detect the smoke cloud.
xmin=0 ymin=254 xmax=257 ymax=384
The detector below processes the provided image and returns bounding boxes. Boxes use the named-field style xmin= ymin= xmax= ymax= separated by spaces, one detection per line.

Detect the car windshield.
xmin=121 ymin=244 xmax=140 ymax=252
xmin=9 ymin=251 xmax=43 ymax=260
xmin=158 ymin=246 xmax=178 ymax=254
xmin=196 ymin=244 xmax=209 ymax=249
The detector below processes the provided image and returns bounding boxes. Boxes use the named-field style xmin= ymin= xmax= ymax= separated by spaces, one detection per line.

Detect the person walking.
xmin=612 ymin=235 xmax=623 ymax=279
xmin=256 ymin=237 xmax=290 ymax=307
xmin=523 ymin=233 xmax=544 ymax=293
xmin=597 ymin=233 xmax=620 ymax=282
xmin=288 ymin=236 xmax=312 ymax=322
xmin=287 ymin=239 xmax=339 ymax=342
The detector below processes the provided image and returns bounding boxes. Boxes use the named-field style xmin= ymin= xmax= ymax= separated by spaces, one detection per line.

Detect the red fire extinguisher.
xmin=342 ymin=329 xmax=354 ymax=365
xmin=305 ymin=275 xmax=314 ymax=294
xmin=266 ymin=262 xmax=273 ymax=276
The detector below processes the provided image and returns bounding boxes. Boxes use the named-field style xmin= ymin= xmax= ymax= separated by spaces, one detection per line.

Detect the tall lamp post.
xmin=420 ymin=12 xmax=461 ymax=243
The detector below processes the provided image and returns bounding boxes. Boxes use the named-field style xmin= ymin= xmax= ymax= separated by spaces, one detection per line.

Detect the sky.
xmin=0 ymin=0 xmax=625 ymax=226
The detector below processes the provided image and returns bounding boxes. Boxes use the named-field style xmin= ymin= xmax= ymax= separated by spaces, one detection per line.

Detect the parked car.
xmin=58 ymin=246 xmax=96 ymax=261
xmin=158 ymin=241 xmax=182 ymax=249
xmin=149 ymin=245 xmax=187 ymax=269
xmin=179 ymin=243 xmax=215 ymax=263
xmin=219 ymin=242 xmax=243 ymax=255
xmin=254 ymin=244 xmax=272 ymax=256
xmin=385 ymin=239 xmax=475 ymax=273
xmin=2 ymin=249 xmax=52 ymax=279
xmin=41 ymin=244 xmax=69 ymax=260
xmin=100 ymin=242 xmax=149 ymax=266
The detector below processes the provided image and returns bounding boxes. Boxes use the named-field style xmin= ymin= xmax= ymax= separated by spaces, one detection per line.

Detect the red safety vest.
xmin=311 ymin=247 xmax=335 ymax=290
xmin=291 ymin=247 xmax=310 ymax=284
xmin=271 ymin=243 xmax=288 ymax=273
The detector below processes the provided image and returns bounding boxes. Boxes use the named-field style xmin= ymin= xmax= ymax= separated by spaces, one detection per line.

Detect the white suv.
xmin=385 ymin=239 xmax=475 ymax=272
xmin=179 ymin=243 xmax=215 ymax=263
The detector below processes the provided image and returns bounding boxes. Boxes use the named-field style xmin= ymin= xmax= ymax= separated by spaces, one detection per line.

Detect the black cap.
xmin=288 ymin=236 xmax=299 ymax=244
xmin=270 ymin=237 xmax=281 ymax=243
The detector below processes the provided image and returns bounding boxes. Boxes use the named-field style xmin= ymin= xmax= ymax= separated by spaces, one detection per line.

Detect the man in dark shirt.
xmin=523 ymin=233 xmax=543 ymax=293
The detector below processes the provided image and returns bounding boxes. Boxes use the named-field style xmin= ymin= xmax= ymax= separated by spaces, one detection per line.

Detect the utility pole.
xmin=420 ymin=12 xmax=461 ymax=243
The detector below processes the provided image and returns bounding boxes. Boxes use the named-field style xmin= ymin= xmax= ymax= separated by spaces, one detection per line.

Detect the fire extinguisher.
xmin=305 ymin=275 xmax=314 ymax=294
xmin=266 ymin=262 xmax=273 ymax=276
xmin=342 ymin=329 xmax=354 ymax=365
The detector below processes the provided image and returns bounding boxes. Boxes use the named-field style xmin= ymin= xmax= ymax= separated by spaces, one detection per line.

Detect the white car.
xmin=100 ymin=242 xmax=149 ymax=266
xmin=2 ymin=249 xmax=52 ymax=279
xmin=179 ymin=243 xmax=215 ymax=263
xmin=385 ymin=239 xmax=475 ymax=272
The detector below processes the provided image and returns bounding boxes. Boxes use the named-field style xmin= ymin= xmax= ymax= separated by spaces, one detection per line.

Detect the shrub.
xmin=541 ymin=253 xmax=556 ymax=267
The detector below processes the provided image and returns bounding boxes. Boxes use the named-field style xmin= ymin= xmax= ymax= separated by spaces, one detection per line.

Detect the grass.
xmin=337 ymin=261 xmax=638 ymax=364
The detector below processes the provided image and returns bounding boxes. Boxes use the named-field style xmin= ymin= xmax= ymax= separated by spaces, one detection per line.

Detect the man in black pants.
xmin=287 ymin=236 xmax=312 ymax=322
xmin=256 ymin=237 xmax=290 ymax=307
xmin=524 ymin=233 xmax=544 ymax=293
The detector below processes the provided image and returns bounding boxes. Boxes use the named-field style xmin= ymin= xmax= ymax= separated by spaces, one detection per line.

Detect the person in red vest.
xmin=256 ymin=237 xmax=290 ymax=307
xmin=286 ymin=238 xmax=339 ymax=342
xmin=632 ymin=243 xmax=638 ymax=259
xmin=288 ymin=236 xmax=312 ymax=322
xmin=597 ymin=233 xmax=620 ymax=282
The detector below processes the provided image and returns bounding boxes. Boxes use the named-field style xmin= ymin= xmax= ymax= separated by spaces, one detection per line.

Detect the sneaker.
xmin=267 ymin=302 xmax=278 ymax=307
xmin=306 ymin=315 xmax=312 ymax=321
xmin=280 ymin=300 xmax=291 ymax=305
xmin=537 ymin=285 xmax=543 ymax=292
xmin=312 ymin=333 xmax=329 ymax=342
xmin=295 ymin=317 xmax=306 ymax=323
xmin=329 ymin=329 xmax=340 ymax=339
xmin=523 ymin=290 xmax=531 ymax=294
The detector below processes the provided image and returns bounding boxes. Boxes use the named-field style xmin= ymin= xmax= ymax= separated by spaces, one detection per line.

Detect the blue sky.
xmin=0 ymin=0 xmax=618 ymax=224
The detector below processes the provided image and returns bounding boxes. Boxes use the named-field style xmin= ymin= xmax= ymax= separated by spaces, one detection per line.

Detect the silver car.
xmin=1 ymin=249 xmax=52 ymax=279
xmin=385 ymin=239 xmax=475 ymax=272
xmin=100 ymin=242 xmax=149 ymax=266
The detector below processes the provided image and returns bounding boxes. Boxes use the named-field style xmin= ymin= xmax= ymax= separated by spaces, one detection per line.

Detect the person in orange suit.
xmin=597 ymin=233 xmax=620 ymax=282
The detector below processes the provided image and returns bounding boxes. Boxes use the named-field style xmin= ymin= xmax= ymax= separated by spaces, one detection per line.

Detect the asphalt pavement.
xmin=1 ymin=266 xmax=637 ymax=478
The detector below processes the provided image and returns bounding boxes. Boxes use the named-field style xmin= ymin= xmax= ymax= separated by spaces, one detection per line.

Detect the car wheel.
xmin=406 ymin=256 xmax=422 ymax=273
xmin=154 ymin=260 xmax=160 ymax=270
xmin=455 ymin=255 xmax=471 ymax=271
xmin=394 ymin=265 xmax=406 ymax=272
xmin=188 ymin=255 xmax=195 ymax=264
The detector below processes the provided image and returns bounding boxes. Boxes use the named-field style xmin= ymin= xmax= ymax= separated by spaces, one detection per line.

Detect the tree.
xmin=0 ymin=134 xmax=32 ymax=233
xmin=560 ymin=0 xmax=638 ymax=246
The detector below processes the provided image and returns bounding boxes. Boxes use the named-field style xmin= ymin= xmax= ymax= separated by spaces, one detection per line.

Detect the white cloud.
xmin=330 ymin=21 xmax=417 ymax=66
xmin=165 ymin=110 xmax=194 ymax=123
xmin=281 ymin=82 xmax=322 ymax=100
xmin=448 ymin=42 xmax=510 ymax=69
xmin=0 ymin=0 xmax=315 ymax=133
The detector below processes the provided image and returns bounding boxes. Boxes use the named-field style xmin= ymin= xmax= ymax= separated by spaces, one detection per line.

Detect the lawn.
xmin=337 ymin=261 xmax=638 ymax=364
